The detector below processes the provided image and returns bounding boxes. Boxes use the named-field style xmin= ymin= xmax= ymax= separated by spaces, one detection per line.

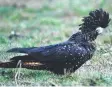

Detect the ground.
xmin=0 ymin=0 xmax=112 ymax=86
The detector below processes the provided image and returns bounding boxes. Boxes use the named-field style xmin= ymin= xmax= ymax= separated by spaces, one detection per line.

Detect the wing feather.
xmin=27 ymin=43 xmax=88 ymax=62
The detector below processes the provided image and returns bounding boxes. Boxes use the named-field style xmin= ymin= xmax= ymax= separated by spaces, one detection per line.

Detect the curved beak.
xmin=96 ymin=27 xmax=104 ymax=34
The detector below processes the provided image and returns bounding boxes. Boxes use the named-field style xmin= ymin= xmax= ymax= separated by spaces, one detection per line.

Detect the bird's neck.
xmin=69 ymin=31 xmax=99 ymax=42
xmin=82 ymin=31 xmax=99 ymax=41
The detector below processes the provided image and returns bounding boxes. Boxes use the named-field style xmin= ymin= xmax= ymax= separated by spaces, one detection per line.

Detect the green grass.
xmin=0 ymin=0 xmax=112 ymax=86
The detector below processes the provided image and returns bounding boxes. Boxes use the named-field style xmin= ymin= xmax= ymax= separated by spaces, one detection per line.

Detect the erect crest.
xmin=79 ymin=9 xmax=111 ymax=33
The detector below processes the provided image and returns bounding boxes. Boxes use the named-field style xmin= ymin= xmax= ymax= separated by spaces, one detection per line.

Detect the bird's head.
xmin=79 ymin=9 xmax=111 ymax=41
xmin=79 ymin=9 xmax=111 ymax=33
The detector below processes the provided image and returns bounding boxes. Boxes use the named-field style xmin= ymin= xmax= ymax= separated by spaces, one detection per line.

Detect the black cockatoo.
xmin=0 ymin=9 xmax=111 ymax=74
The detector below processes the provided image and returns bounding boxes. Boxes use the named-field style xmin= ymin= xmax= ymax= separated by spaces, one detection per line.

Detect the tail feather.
xmin=0 ymin=61 xmax=45 ymax=70
xmin=7 ymin=47 xmax=36 ymax=53
xmin=0 ymin=61 xmax=17 ymax=68
xmin=0 ymin=56 xmax=34 ymax=68
xmin=10 ymin=55 xmax=35 ymax=61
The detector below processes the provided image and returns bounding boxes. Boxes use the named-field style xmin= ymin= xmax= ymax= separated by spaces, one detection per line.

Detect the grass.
xmin=0 ymin=0 xmax=112 ymax=86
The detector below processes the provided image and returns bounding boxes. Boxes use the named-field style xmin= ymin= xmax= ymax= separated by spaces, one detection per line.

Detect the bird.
xmin=0 ymin=9 xmax=111 ymax=74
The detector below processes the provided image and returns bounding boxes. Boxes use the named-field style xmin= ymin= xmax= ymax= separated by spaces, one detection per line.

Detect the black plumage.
xmin=0 ymin=9 xmax=111 ymax=74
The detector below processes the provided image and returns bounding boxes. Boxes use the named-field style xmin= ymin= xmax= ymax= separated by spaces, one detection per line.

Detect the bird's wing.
xmin=27 ymin=42 xmax=88 ymax=62
xmin=9 ymin=42 xmax=89 ymax=62
xmin=7 ymin=47 xmax=37 ymax=53
xmin=7 ymin=44 xmax=59 ymax=53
